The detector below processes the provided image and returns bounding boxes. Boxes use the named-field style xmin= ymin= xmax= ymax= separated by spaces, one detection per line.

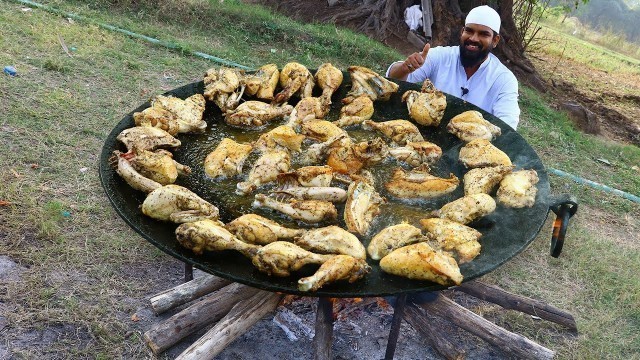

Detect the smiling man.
xmin=387 ymin=5 xmax=520 ymax=130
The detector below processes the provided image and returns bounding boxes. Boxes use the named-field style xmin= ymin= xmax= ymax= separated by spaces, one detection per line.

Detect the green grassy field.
xmin=1 ymin=0 xmax=639 ymax=358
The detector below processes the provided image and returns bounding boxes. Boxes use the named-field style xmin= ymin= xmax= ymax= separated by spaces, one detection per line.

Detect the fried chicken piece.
xmin=254 ymin=125 xmax=305 ymax=153
xmin=343 ymin=66 xmax=399 ymax=103
xmin=277 ymin=166 xmax=334 ymax=187
xmin=252 ymin=194 xmax=338 ymax=224
xmin=134 ymin=94 xmax=207 ymax=134
xmin=225 ymin=213 xmax=306 ymax=245
xmin=420 ymin=218 xmax=482 ymax=264
xmin=141 ymin=185 xmax=219 ymax=223
xmin=273 ymin=186 xmax=347 ymax=202
xmin=315 ymin=63 xmax=343 ymax=106
xmin=204 ymin=67 xmax=245 ymax=112
xmin=447 ymin=110 xmax=502 ymax=142
xmin=385 ymin=166 xmax=459 ymax=199
xmin=273 ymin=62 xmax=314 ymax=104
xmin=115 ymin=149 xmax=190 ymax=189
xmin=459 ymin=139 xmax=512 ymax=168
xmin=175 ymin=219 xmax=259 ymax=256
xmin=380 ymin=242 xmax=463 ymax=286
xmin=251 ymin=241 xmax=333 ymax=277
xmin=286 ymin=97 xmax=329 ymax=129
xmin=362 ymin=119 xmax=424 ymax=146
xmin=388 ymin=141 xmax=443 ymax=167
xmin=300 ymin=120 xmax=349 ymax=143
xmin=204 ymin=138 xmax=253 ymax=179
xmin=237 ymin=149 xmax=291 ymax=194
xmin=496 ymin=169 xmax=539 ymax=208
xmin=432 ymin=193 xmax=496 ymax=225
xmin=116 ymin=126 xmax=181 ymax=152
xmin=326 ymin=137 xmax=388 ymax=175
xmin=294 ymin=226 xmax=366 ymax=259
xmin=463 ymin=165 xmax=514 ymax=195
xmin=333 ymin=95 xmax=375 ymax=128
xmin=401 ymin=79 xmax=447 ymax=127
xmin=367 ymin=223 xmax=425 ymax=260
xmin=298 ymin=255 xmax=371 ymax=292
xmin=224 ymin=101 xmax=293 ymax=129
xmin=344 ymin=180 xmax=386 ymax=236
xmin=243 ymin=63 xmax=280 ymax=101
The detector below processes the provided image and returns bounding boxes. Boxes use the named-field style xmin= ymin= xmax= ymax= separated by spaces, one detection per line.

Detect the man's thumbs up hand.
xmin=404 ymin=43 xmax=430 ymax=73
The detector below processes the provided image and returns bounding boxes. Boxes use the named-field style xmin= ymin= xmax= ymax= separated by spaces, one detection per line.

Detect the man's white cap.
xmin=465 ymin=5 xmax=501 ymax=34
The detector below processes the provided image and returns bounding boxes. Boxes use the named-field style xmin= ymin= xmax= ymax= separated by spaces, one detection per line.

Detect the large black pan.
xmin=99 ymin=75 xmax=575 ymax=297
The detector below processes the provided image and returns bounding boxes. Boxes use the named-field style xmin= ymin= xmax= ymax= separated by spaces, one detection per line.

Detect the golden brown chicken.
xmin=401 ymin=79 xmax=447 ymax=127
xmin=116 ymin=126 xmax=181 ymax=152
xmin=224 ymin=101 xmax=293 ymax=128
xmin=294 ymin=226 xmax=366 ymax=259
xmin=463 ymin=165 xmax=514 ymax=195
xmin=385 ymin=166 xmax=459 ymax=199
xmin=286 ymin=97 xmax=329 ymax=129
xmin=243 ymin=63 xmax=280 ymax=101
xmin=362 ymin=119 xmax=424 ymax=146
xmin=273 ymin=62 xmax=314 ymax=104
xmin=379 ymin=242 xmax=463 ymax=286
xmin=299 ymin=133 xmax=349 ymax=166
xmin=459 ymin=139 xmax=512 ymax=168
xmin=204 ymin=138 xmax=254 ymax=179
xmin=315 ymin=63 xmax=344 ymax=106
xmin=141 ymin=185 xmax=219 ymax=223
xmin=273 ymin=186 xmax=347 ymax=203
xmin=326 ymin=137 xmax=388 ymax=175
xmin=204 ymin=67 xmax=244 ymax=112
xmin=388 ymin=141 xmax=443 ymax=167
xmin=344 ymin=180 xmax=385 ymax=236
xmin=114 ymin=153 xmax=162 ymax=193
xmin=251 ymin=241 xmax=333 ymax=277
xmin=175 ymin=219 xmax=259 ymax=256
xmin=367 ymin=223 xmax=424 ymax=260
xmin=300 ymin=120 xmax=349 ymax=143
xmin=496 ymin=169 xmax=539 ymax=208
xmin=134 ymin=94 xmax=207 ymax=135
xmin=420 ymin=218 xmax=482 ymax=264
xmin=298 ymin=255 xmax=371 ymax=292
xmin=225 ymin=213 xmax=306 ymax=245
xmin=333 ymin=95 xmax=375 ymax=128
xmin=447 ymin=110 xmax=502 ymax=142
xmin=114 ymin=149 xmax=190 ymax=190
xmin=133 ymin=107 xmax=180 ymax=136
xmin=237 ymin=149 xmax=291 ymax=194
xmin=343 ymin=66 xmax=399 ymax=103
xmin=277 ymin=165 xmax=334 ymax=187
xmin=252 ymin=194 xmax=338 ymax=224
xmin=254 ymin=125 xmax=305 ymax=153
xmin=431 ymin=193 xmax=496 ymax=225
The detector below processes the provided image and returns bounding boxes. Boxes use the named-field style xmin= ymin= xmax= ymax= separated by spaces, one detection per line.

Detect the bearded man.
xmin=387 ymin=5 xmax=520 ymax=130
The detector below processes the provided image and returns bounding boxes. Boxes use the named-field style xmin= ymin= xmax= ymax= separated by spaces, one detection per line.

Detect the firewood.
xmin=149 ymin=274 xmax=232 ymax=315
xmin=404 ymin=305 xmax=464 ymax=360
xmin=411 ymin=293 xmax=556 ymax=360
xmin=456 ymin=280 xmax=578 ymax=331
xmin=175 ymin=290 xmax=282 ymax=360
xmin=313 ymin=297 xmax=334 ymax=360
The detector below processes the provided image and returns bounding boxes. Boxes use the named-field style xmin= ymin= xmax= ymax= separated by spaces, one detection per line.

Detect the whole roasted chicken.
xmin=379 ymin=242 xmax=463 ymax=286
xmin=225 ymin=213 xmax=306 ymax=245
xmin=402 ymin=79 xmax=447 ymax=127
xmin=344 ymin=180 xmax=385 ymax=236
xmin=343 ymin=66 xmax=399 ymax=103
xmin=175 ymin=219 xmax=259 ymax=256
xmin=204 ymin=67 xmax=244 ymax=112
xmin=134 ymin=94 xmax=207 ymax=134
xmin=385 ymin=166 xmax=459 ymax=199
xmin=447 ymin=110 xmax=502 ymax=142
xmin=298 ymin=255 xmax=371 ymax=292
xmin=251 ymin=241 xmax=333 ymax=277
xmin=141 ymin=185 xmax=219 ymax=223
xmin=273 ymin=62 xmax=314 ymax=104
xmin=362 ymin=119 xmax=424 ymax=146
xmin=294 ymin=226 xmax=366 ymax=259
xmin=459 ymin=139 xmax=512 ymax=168
xmin=253 ymin=194 xmax=338 ymax=224
xmin=225 ymin=101 xmax=293 ymax=128
xmin=204 ymin=138 xmax=253 ymax=179
xmin=243 ymin=63 xmax=280 ymax=101
xmin=420 ymin=218 xmax=482 ymax=264
xmin=496 ymin=169 xmax=539 ymax=208
xmin=367 ymin=223 xmax=424 ymax=260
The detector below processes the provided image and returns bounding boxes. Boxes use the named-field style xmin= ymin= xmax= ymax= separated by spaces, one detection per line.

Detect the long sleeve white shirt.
xmin=387 ymin=46 xmax=521 ymax=129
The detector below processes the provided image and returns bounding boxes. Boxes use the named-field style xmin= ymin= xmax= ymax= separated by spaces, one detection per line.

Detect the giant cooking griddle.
xmin=100 ymin=74 xmax=576 ymax=297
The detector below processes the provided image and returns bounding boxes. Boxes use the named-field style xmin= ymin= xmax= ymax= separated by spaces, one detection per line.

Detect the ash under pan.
xmin=99 ymin=77 xmax=551 ymax=297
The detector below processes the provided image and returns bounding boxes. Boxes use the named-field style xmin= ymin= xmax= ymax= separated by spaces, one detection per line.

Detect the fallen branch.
xmin=149 ymin=274 xmax=232 ymax=314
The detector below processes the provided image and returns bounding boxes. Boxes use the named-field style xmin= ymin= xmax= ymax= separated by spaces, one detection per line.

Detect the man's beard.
xmin=459 ymin=40 xmax=491 ymax=68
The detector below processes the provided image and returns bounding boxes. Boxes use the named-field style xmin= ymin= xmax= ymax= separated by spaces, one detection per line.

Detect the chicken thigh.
xmin=225 ymin=213 xmax=306 ymax=245
xmin=333 ymin=95 xmax=374 ymax=128
xmin=385 ymin=166 xmax=459 ymax=199
xmin=254 ymin=125 xmax=305 ymax=153
xmin=343 ymin=66 xmax=399 ymax=103
xmin=117 ymin=126 xmax=181 ymax=152
xmin=420 ymin=218 xmax=482 ymax=264
xmin=175 ymin=219 xmax=259 ymax=256
xmin=459 ymin=139 xmax=512 ymax=168
xmin=402 ymin=79 xmax=447 ymax=127
xmin=344 ymin=180 xmax=385 ymax=236
xmin=298 ymin=255 xmax=371 ymax=292
xmin=388 ymin=141 xmax=443 ymax=167
xmin=141 ymin=185 xmax=219 ymax=223
xmin=367 ymin=223 xmax=424 ymax=260
xmin=273 ymin=62 xmax=314 ymax=104
xmin=294 ymin=226 xmax=366 ymax=259
xmin=447 ymin=110 xmax=502 ymax=142
xmin=204 ymin=67 xmax=244 ymax=112
xmin=204 ymin=138 xmax=253 ymax=179
xmin=237 ymin=149 xmax=291 ymax=194
xmin=277 ymin=165 xmax=334 ymax=187
xmin=286 ymin=97 xmax=329 ymax=129
xmin=496 ymin=169 xmax=539 ymax=208
xmin=146 ymin=94 xmax=207 ymax=133
xmin=432 ymin=193 xmax=496 ymax=225
xmin=362 ymin=119 xmax=424 ymax=146
xmin=251 ymin=241 xmax=333 ymax=277
xmin=463 ymin=165 xmax=514 ymax=195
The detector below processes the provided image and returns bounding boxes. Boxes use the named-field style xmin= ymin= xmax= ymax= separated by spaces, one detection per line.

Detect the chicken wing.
xmin=251 ymin=241 xmax=333 ymax=277
xmin=385 ymin=166 xmax=459 ymax=199
xmin=401 ymin=79 xmax=447 ymax=127
xmin=344 ymin=180 xmax=385 ymax=236
xmin=420 ymin=218 xmax=482 ymax=264
xmin=379 ymin=242 xmax=463 ymax=286
xmin=496 ymin=169 xmax=539 ymax=208
xmin=141 ymin=185 xmax=219 ymax=223
xmin=294 ymin=226 xmax=366 ymax=259
xmin=252 ymin=194 xmax=338 ymax=223
xmin=447 ymin=110 xmax=501 ymax=142
xmin=204 ymin=138 xmax=253 ymax=179
xmin=225 ymin=213 xmax=305 ymax=245
xmin=362 ymin=119 xmax=424 ymax=146
xmin=175 ymin=219 xmax=259 ymax=256
xmin=367 ymin=223 xmax=424 ymax=260
xmin=432 ymin=193 xmax=496 ymax=225
xmin=298 ymin=255 xmax=370 ymax=292
xmin=463 ymin=165 xmax=514 ymax=195
xmin=459 ymin=139 xmax=512 ymax=168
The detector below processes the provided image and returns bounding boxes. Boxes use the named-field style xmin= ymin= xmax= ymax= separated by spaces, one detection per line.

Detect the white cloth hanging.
xmin=404 ymin=5 xmax=423 ymax=31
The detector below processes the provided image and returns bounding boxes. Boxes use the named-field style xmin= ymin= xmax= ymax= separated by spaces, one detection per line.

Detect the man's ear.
xmin=493 ymin=34 xmax=501 ymax=48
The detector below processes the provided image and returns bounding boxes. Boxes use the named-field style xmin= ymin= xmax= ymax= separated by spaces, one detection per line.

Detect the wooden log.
xmin=411 ymin=293 xmax=556 ymax=360
xmin=313 ymin=297 xmax=334 ymax=360
xmin=149 ymin=274 xmax=232 ymax=315
xmin=404 ymin=305 xmax=465 ymax=360
xmin=176 ymin=290 xmax=282 ymax=360
xmin=456 ymin=280 xmax=578 ymax=331
xmin=143 ymin=282 xmax=259 ymax=355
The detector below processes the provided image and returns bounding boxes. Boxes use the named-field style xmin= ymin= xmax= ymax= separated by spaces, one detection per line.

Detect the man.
xmin=387 ymin=5 xmax=520 ymax=130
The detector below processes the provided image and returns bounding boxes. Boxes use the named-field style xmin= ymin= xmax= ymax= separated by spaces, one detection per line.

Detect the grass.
xmin=1 ymin=0 xmax=639 ymax=358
